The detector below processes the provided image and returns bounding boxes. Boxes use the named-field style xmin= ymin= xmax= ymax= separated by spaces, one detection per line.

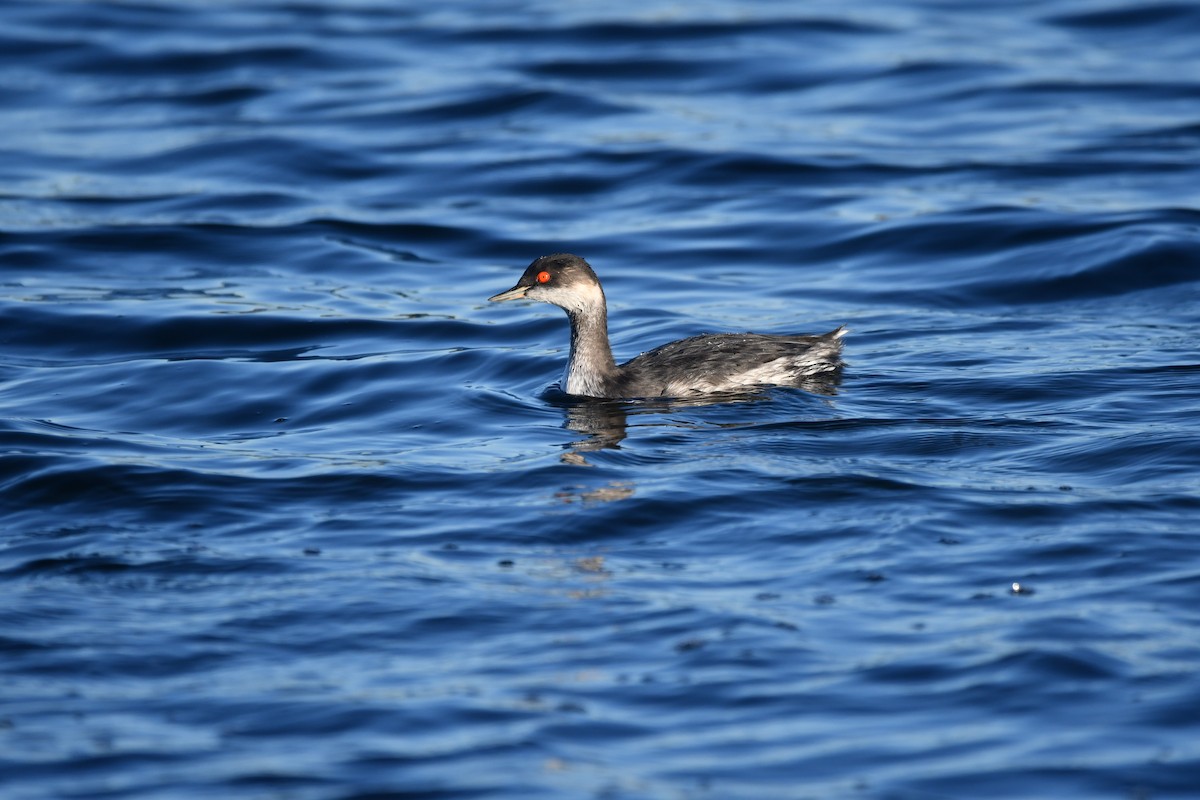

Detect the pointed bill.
xmin=488 ymin=284 xmax=530 ymax=302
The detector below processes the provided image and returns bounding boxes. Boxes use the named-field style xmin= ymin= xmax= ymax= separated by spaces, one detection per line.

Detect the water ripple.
xmin=3 ymin=1 xmax=1200 ymax=798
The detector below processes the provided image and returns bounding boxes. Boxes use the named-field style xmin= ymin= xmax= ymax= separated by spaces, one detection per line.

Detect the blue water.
xmin=3 ymin=1 xmax=1199 ymax=798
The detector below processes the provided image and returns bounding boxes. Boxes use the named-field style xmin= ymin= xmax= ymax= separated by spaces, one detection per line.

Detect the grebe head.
xmin=488 ymin=253 xmax=605 ymax=314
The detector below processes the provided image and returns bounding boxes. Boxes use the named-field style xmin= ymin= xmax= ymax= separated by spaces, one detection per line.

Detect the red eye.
xmin=536 ymin=271 xmax=551 ymax=284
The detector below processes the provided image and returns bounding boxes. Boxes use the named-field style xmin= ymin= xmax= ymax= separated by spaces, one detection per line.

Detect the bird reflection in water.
xmin=551 ymin=371 xmax=843 ymax=466
xmin=535 ymin=374 xmax=840 ymax=601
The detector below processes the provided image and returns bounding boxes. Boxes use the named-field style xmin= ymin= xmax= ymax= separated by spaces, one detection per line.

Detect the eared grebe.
xmin=489 ymin=254 xmax=846 ymax=399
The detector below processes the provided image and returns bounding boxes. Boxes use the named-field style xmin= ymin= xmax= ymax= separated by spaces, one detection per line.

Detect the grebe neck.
xmin=564 ymin=301 xmax=619 ymax=397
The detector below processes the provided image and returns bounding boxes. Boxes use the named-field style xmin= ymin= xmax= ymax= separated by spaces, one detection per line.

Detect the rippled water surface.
xmin=3 ymin=1 xmax=1200 ymax=798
